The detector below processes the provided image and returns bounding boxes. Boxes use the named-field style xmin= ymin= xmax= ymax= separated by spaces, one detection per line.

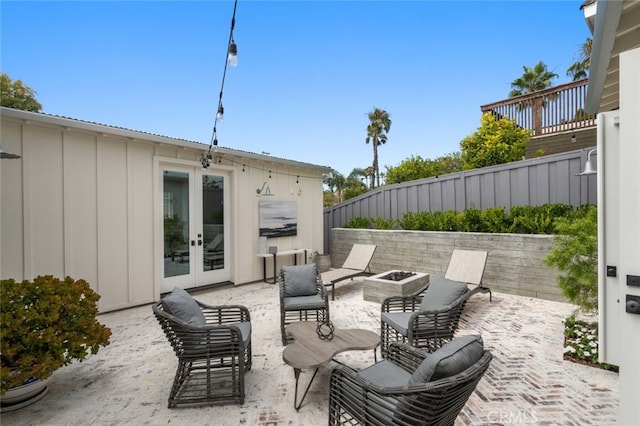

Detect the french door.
xmin=161 ymin=165 xmax=230 ymax=292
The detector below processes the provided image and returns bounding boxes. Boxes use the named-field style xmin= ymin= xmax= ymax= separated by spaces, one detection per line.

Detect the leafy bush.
xmin=459 ymin=207 xmax=483 ymax=232
xmin=372 ymin=217 xmax=396 ymax=230
xmin=1 ymin=276 xmax=112 ymax=394
xmin=481 ymin=207 xmax=508 ymax=233
xmin=344 ymin=217 xmax=371 ymax=229
xmin=460 ymin=113 xmax=531 ymax=169
xmin=353 ymin=203 xmax=590 ymax=235
xmin=508 ymin=205 xmax=554 ymax=234
xmin=544 ymin=205 xmax=598 ymax=313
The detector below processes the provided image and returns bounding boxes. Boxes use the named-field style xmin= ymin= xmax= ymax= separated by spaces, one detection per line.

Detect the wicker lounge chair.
xmin=380 ymin=276 xmax=472 ymax=357
xmin=279 ymin=263 xmax=330 ymax=345
xmin=329 ymin=335 xmax=492 ymax=425
xmin=321 ymin=244 xmax=376 ymax=300
xmin=380 ymin=249 xmax=489 ymax=357
xmin=153 ymin=287 xmax=251 ymax=407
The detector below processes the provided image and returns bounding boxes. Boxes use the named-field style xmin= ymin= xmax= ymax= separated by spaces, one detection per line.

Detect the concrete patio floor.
xmin=2 ymin=278 xmax=618 ymax=425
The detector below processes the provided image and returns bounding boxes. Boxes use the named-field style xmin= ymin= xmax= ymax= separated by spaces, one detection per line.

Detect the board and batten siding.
xmin=1 ymin=108 xmax=330 ymax=312
xmin=1 ymin=120 xmax=156 ymax=311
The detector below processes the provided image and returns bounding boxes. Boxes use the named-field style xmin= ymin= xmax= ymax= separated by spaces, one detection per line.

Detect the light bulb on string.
xmin=228 ymin=41 xmax=238 ymax=67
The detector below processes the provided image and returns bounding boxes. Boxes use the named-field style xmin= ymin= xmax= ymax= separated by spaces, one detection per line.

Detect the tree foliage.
xmin=544 ymin=205 xmax=598 ymax=313
xmin=365 ymin=108 xmax=391 ymax=189
xmin=343 ymin=168 xmax=368 ymax=200
xmin=385 ymin=152 xmax=462 ymax=184
xmin=566 ymin=38 xmax=592 ymax=81
xmin=460 ymin=113 xmax=530 ymax=169
xmin=509 ymin=61 xmax=558 ymax=97
xmin=0 ymin=73 xmax=42 ymax=112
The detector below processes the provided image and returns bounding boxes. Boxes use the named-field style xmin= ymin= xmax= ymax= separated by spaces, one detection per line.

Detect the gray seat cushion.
xmin=408 ymin=334 xmax=484 ymax=385
xmin=381 ymin=311 xmax=437 ymax=335
xmin=283 ymin=294 xmax=326 ymax=311
xmin=232 ymin=321 xmax=252 ymax=346
xmin=357 ymin=360 xmax=412 ymax=388
xmin=162 ymin=287 xmax=206 ymax=325
xmin=419 ymin=276 xmax=469 ymax=312
xmin=282 ymin=264 xmax=318 ymax=297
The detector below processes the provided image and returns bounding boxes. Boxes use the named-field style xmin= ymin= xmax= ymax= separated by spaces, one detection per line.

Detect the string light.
xmin=199 ymin=149 xmax=328 ymax=182
xmin=202 ymin=0 xmax=239 ymax=169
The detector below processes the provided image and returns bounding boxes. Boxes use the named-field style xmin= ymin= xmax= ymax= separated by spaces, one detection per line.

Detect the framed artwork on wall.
xmin=259 ymin=200 xmax=297 ymax=238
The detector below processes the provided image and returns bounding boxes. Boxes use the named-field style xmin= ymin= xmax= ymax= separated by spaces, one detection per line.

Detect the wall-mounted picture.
xmin=259 ymin=200 xmax=297 ymax=238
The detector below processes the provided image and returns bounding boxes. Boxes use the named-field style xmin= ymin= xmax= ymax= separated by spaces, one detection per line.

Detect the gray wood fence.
xmin=323 ymin=148 xmax=597 ymax=253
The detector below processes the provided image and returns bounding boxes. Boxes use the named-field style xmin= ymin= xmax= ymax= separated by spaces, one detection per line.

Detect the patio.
xmin=3 ymin=278 xmax=618 ymax=425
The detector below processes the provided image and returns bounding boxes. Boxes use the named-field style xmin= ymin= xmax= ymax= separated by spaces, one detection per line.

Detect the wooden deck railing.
xmin=480 ymin=79 xmax=595 ymax=137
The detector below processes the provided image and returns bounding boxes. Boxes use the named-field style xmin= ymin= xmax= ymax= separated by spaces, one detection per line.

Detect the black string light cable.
xmin=202 ymin=0 xmax=238 ymax=169
xmin=202 ymin=152 xmax=327 ymax=182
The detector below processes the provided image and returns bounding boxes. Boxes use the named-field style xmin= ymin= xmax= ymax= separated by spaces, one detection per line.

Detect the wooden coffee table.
xmin=282 ymin=321 xmax=380 ymax=410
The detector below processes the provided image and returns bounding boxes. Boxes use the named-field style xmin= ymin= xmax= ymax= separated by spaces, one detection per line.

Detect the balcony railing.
xmin=480 ymin=79 xmax=595 ymax=137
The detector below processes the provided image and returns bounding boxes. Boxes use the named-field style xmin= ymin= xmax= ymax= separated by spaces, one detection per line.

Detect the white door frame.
xmin=155 ymin=159 xmax=231 ymax=293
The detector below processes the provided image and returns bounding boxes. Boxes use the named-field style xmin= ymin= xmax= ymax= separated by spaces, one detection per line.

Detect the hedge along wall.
xmin=330 ymin=228 xmax=565 ymax=302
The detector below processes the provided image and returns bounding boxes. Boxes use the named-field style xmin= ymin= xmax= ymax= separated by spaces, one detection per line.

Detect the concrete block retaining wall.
xmin=330 ymin=228 xmax=567 ymax=303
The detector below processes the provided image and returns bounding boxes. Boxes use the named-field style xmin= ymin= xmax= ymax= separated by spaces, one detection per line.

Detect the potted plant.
xmin=0 ymin=276 xmax=112 ymax=411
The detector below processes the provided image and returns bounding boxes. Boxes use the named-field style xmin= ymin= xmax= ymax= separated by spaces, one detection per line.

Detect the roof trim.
xmin=0 ymin=107 xmax=332 ymax=173
xmin=585 ymin=0 xmax=625 ymax=114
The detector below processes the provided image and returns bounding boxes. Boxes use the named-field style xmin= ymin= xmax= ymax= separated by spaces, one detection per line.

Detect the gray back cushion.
xmin=282 ymin=264 xmax=318 ymax=297
xmin=419 ymin=276 xmax=468 ymax=312
xmin=408 ymin=334 xmax=484 ymax=385
xmin=162 ymin=287 xmax=206 ymax=326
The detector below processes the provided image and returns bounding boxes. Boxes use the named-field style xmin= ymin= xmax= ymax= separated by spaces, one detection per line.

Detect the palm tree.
xmin=509 ymin=61 xmax=558 ymax=97
xmin=365 ymin=108 xmax=391 ymax=189
xmin=567 ymin=37 xmax=592 ymax=81
xmin=509 ymin=61 xmax=558 ymax=135
xmin=325 ymin=171 xmax=346 ymax=204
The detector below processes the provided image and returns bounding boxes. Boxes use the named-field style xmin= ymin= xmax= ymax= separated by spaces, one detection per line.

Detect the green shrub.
xmin=344 ymin=217 xmax=371 ymax=229
xmin=508 ymin=205 xmax=555 ymax=234
xmin=372 ymin=217 xmax=396 ymax=230
xmin=459 ymin=207 xmax=483 ymax=232
xmin=544 ymin=205 xmax=598 ymax=313
xmin=398 ymin=212 xmax=420 ymax=230
xmin=1 ymin=276 xmax=112 ymax=394
xmin=481 ymin=207 xmax=508 ymax=233
xmin=364 ymin=203 xmax=583 ymax=234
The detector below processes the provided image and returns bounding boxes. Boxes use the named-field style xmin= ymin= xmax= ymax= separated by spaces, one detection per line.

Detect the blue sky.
xmin=1 ymin=0 xmax=592 ymax=178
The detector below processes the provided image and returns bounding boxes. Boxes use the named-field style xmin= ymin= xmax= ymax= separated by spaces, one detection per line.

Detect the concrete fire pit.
xmin=363 ymin=270 xmax=429 ymax=303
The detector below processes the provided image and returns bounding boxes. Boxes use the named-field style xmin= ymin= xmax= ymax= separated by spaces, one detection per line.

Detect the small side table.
xmin=257 ymin=249 xmax=310 ymax=284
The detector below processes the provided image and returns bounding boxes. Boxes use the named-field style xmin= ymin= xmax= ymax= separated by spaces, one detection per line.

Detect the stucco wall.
xmin=330 ymin=228 xmax=566 ymax=302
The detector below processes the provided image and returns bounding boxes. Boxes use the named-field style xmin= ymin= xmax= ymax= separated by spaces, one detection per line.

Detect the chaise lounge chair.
xmin=321 ymin=244 xmax=376 ymax=300
xmin=444 ymin=249 xmax=490 ymax=301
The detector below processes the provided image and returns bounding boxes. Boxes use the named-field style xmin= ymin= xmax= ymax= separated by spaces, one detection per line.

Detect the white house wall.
xmin=1 ymin=110 xmax=328 ymax=312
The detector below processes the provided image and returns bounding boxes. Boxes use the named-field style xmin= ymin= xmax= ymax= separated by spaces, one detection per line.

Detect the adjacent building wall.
xmin=330 ymin=228 xmax=564 ymax=302
xmin=0 ymin=108 xmax=328 ymax=312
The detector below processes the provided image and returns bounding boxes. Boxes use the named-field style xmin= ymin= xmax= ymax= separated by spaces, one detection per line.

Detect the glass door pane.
xmin=163 ymin=171 xmax=190 ymax=278
xmin=202 ymin=174 xmax=225 ymax=272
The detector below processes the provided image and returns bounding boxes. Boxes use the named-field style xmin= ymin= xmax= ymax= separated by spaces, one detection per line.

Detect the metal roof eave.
xmin=0 ymin=107 xmax=332 ymax=173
